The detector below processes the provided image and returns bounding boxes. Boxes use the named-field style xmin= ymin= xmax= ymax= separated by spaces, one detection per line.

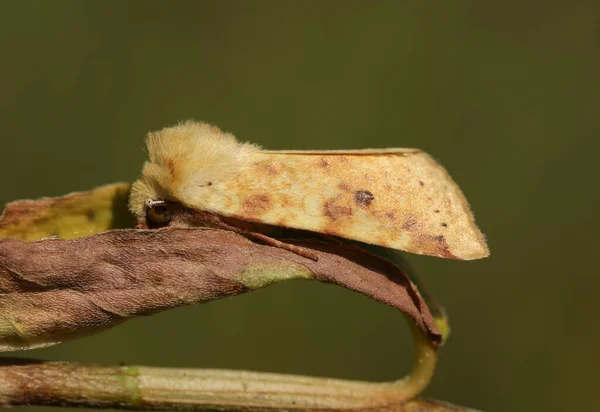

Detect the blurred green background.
xmin=1 ymin=1 xmax=598 ymax=411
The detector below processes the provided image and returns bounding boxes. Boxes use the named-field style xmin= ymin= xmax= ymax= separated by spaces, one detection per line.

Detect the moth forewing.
xmin=208 ymin=150 xmax=488 ymax=260
xmin=129 ymin=121 xmax=489 ymax=260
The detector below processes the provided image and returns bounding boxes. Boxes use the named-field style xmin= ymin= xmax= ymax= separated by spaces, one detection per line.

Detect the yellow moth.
xmin=129 ymin=121 xmax=488 ymax=260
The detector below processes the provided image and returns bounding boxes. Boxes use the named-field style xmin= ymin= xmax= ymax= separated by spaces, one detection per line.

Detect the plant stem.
xmin=0 ymin=318 xmax=441 ymax=411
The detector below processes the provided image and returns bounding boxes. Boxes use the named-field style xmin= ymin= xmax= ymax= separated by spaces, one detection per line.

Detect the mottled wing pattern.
xmin=203 ymin=150 xmax=488 ymax=260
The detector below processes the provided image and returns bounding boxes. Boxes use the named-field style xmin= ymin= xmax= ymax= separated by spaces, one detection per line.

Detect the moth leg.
xmin=203 ymin=215 xmax=320 ymax=261
xmin=247 ymin=232 xmax=319 ymax=262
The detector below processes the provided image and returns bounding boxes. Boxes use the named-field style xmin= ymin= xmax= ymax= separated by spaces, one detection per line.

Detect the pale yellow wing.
xmin=205 ymin=149 xmax=488 ymax=260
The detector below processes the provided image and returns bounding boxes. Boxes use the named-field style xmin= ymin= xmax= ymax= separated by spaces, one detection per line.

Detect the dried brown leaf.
xmin=0 ymin=184 xmax=440 ymax=351
xmin=0 ymin=227 xmax=441 ymax=351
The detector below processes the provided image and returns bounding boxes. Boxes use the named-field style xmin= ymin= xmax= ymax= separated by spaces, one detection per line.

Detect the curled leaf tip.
xmin=0 ymin=183 xmax=133 ymax=241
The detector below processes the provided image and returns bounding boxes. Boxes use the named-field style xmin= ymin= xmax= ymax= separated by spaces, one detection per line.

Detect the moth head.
xmin=128 ymin=120 xmax=260 ymax=225
xmin=144 ymin=199 xmax=171 ymax=228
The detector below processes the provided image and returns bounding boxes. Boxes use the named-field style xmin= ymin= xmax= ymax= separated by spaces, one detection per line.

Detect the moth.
xmin=129 ymin=121 xmax=488 ymax=260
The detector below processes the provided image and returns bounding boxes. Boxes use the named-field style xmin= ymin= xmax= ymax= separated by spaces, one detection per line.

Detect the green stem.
xmin=0 ymin=317 xmax=437 ymax=411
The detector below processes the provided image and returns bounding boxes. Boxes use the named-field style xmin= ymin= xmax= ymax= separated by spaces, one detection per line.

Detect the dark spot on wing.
xmin=402 ymin=215 xmax=418 ymax=231
xmin=385 ymin=211 xmax=396 ymax=221
xmin=434 ymin=235 xmax=459 ymax=259
xmin=318 ymin=158 xmax=330 ymax=168
xmin=354 ymin=190 xmax=374 ymax=209
xmin=324 ymin=199 xmax=352 ymax=220
xmin=243 ymin=194 xmax=271 ymax=215
xmin=264 ymin=165 xmax=277 ymax=176
xmin=254 ymin=162 xmax=278 ymax=176
xmin=338 ymin=182 xmax=351 ymax=191
xmin=441 ymin=223 xmax=448 ymax=227
xmin=419 ymin=180 xmax=425 ymax=186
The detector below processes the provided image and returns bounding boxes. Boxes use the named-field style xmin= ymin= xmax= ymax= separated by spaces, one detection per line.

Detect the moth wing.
xmin=207 ymin=149 xmax=488 ymax=260
xmin=262 ymin=148 xmax=420 ymax=154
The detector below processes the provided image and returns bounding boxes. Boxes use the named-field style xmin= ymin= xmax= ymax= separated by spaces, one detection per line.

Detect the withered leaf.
xmin=0 ymin=183 xmax=133 ymax=241
xmin=0 ymin=184 xmax=441 ymax=352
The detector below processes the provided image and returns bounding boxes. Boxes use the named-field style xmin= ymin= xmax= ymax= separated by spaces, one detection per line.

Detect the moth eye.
xmin=146 ymin=204 xmax=170 ymax=227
